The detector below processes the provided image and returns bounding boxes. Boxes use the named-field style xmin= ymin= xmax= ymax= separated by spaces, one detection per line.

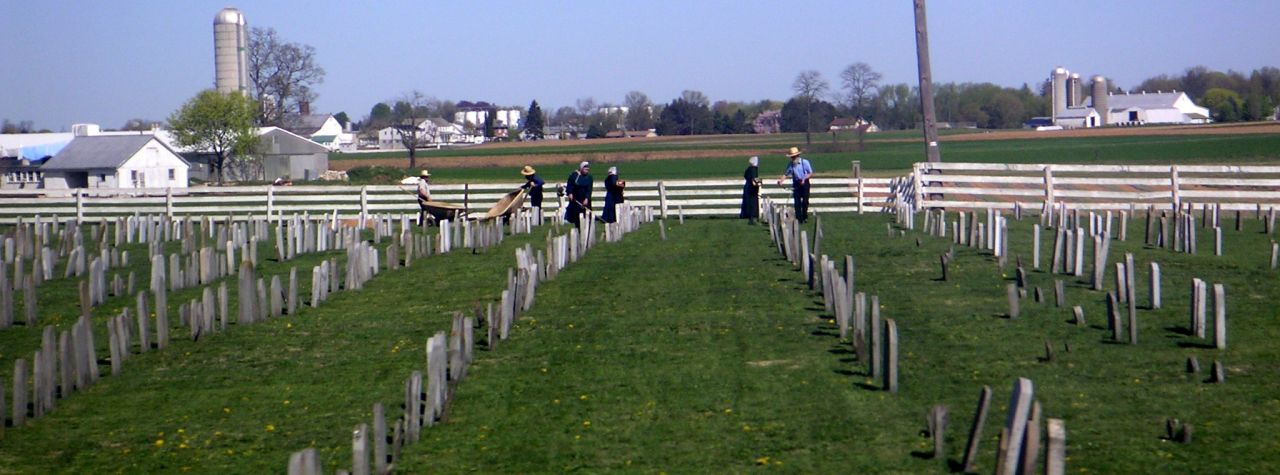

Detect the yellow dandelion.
xmin=540 ymin=367 xmax=548 ymax=373
xmin=755 ymin=456 xmax=770 ymax=465
xmin=724 ymin=408 xmax=733 ymax=414
xmin=283 ymin=400 xmax=291 ymax=405
xmin=553 ymin=399 xmax=560 ymax=404
xmin=223 ymin=407 xmax=231 ymax=413
xmin=583 ymin=420 xmax=591 ymax=427
xmin=155 ymin=439 xmax=165 ymax=447
xmin=579 ymin=394 xmax=589 ymax=401
xmin=265 ymin=424 xmax=275 ymax=432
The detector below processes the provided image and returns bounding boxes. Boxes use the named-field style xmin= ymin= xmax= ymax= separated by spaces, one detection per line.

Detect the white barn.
xmin=40 ymin=135 xmax=189 ymax=189
xmin=1100 ymin=91 xmax=1210 ymax=126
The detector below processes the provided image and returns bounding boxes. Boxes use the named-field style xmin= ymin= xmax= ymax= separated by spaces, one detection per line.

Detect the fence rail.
xmin=916 ymin=162 xmax=1280 ymax=212
xmin=7 ymin=161 xmax=1279 ymax=223
xmin=0 ymin=174 xmax=898 ymax=223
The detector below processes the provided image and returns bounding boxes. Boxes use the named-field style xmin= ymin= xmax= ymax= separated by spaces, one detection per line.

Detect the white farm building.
xmin=40 ymin=135 xmax=189 ymax=189
xmin=1049 ymin=66 xmax=1211 ymax=128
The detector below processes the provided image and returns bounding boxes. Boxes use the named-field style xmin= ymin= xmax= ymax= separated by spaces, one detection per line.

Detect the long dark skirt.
xmin=740 ymin=185 xmax=759 ymax=219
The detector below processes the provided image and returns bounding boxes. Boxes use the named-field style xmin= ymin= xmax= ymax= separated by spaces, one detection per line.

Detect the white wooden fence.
xmin=915 ymin=162 xmax=1280 ymax=212
xmin=0 ymin=175 xmax=900 ymax=223
xmin=6 ymin=162 xmax=1278 ymax=223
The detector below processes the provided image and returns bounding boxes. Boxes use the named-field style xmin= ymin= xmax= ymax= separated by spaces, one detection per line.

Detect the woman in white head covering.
xmin=564 ymin=161 xmax=593 ymax=227
xmin=603 ymin=166 xmax=626 ymax=223
xmin=741 ymin=156 xmax=761 ymax=224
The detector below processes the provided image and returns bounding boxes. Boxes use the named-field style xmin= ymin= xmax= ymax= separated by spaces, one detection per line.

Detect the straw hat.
xmin=786 ymin=147 xmax=802 ymax=158
xmin=521 ymin=165 xmax=536 ymax=176
xmin=419 ymin=169 xmax=431 ymax=177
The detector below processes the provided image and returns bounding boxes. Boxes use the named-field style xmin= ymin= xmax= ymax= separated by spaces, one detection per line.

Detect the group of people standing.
xmin=557 ymin=161 xmax=627 ymax=226
xmin=740 ymin=146 xmax=812 ymax=224
xmin=417 ymin=144 xmax=811 ymax=228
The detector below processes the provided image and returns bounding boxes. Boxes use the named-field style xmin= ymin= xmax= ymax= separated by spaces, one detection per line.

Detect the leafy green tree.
xmin=655 ymin=98 xmax=713 ymax=136
xmin=586 ymin=122 xmax=607 ymax=139
xmin=368 ymin=103 xmax=392 ymax=129
xmin=168 ymin=90 xmax=258 ymax=185
xmin=334 ymin=112 xmax=350 ymax=129
xmin=980 ymin=91 xmax=1025 ymax=129
xmin=1202 ymin=88 xmax=1244 ymax=122
xmin=525 ymin=100 xmax=546 ymax=140
xmin=780 ymin=97 xmax=836 ymax=133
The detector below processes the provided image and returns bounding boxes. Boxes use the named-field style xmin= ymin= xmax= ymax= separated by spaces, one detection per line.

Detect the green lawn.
xmin=3 ymin=210 xmax=1279 ymax=473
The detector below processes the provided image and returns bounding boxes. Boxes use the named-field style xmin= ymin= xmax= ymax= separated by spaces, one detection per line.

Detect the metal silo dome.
xmin=214 ymin=8 xmax=246 ymax=26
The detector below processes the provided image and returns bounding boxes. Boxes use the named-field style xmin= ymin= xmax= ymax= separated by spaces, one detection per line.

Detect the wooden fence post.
xmin=1043 ymin=165 xmax=1055 ymax=212
xmin=266 ymin=186 xmax=275 ymax=218
xmin=658 ymin=181 xmax=668 ymax=219
xmin=75 ymin=190 xmax=84 ymax=223
xmin=911 ymin=163 xmax=924 ymax=211
xmin=357 ymin=185 xmax=368 ymax=223
xmin=852 ymin=160 xmax=864 ymax=214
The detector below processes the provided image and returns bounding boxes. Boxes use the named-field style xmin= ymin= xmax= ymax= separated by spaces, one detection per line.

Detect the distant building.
xmin=829 ymin=117 xmax=879 ymax=133
xmin=0 ymin=158 xmax=44 ymax=190
xmin=753 ymin=110 xmax=782 ymax=134
xmin=1048 ymin=66 xmax=1210 ymax=128
xmin=454 ymin=101 xmax=523 ymax=130
xmin=378 ymin=118 xmax=478 ymax=149
xmin=280 ymin=113 xmax=355 ymax=151
xmin=40 ymin=135 xmax=189 ymax=189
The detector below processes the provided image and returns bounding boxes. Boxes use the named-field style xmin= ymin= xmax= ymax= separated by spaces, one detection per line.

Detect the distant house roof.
xmin=1094 ymin=92 xmax=1182 ymax=110
xmin=311 ymin=135 xmax=337 ymax=144
xmin=830 ymin=118 xmax=861 ymax=127
xmin=426 ymin=118 xmax=455 ymax=128
xmin=280 ymin=114 xmax=334 ymax=136
xmin=42 ymin=135 xmax=186 ymax=171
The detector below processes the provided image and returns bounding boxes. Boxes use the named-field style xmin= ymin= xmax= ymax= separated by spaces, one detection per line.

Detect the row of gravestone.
xmin=285 ymin=206 xmax=657 ymax=474
xmin=0 ymin=219 xmax=441 ymax=443
xmin=764 ymin=201 xmax=901 ymax=394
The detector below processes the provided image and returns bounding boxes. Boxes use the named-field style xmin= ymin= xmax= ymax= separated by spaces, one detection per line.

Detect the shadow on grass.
xmin=853 ymin=380 xmax=881 ymax=391
xmin=1177 ymin=340 xmax=1216 ymax=349
xmin=1165 ymin=325 xmax=1193 ymax=336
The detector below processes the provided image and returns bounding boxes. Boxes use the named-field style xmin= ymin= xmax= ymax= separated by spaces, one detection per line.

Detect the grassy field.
xmin=385 ymin=214 xmax=1280 ymax=473
xmin=337 ymin=131 xmax=1280 ymax=184
xmin=3 ymin=208 xmax=1280 ymax=472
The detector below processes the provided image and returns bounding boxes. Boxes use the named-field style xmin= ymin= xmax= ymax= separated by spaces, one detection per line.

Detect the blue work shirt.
xmin=785 ymin=158 xmax=813 ymax=182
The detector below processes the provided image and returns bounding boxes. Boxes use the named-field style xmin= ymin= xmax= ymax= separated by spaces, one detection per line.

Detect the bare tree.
xmin=248 ymin=27 xmax=326 ymax=126
xmin=680 ymin=90 xmax=710 ymax=108
xmin=792 ymin=70 xmax=830 ymax=144
xmin=623 ymin=91 xmax=654 ymax=131
xmin=840 ymin=62 xmax=883 ymax=119
xmin=394 ymin=91 xmax=430 ymax=170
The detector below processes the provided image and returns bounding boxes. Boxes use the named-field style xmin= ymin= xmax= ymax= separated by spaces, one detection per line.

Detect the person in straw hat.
xmin=778 ymin=146 xmax=813 ymax=223
xmin=519 ymin=165 xmax=545 ymax=209
xmin=416 ymin=168 xmax=432 ymax=226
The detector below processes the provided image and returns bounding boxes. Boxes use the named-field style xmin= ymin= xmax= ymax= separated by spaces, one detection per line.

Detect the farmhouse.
xmin=39 ymin=135 xmax=189 ymax=189
xmin=753 ymin=110 xmax=782 ymax=134
xmin=280 ymin=113 xmax=356 ymax=151
xmin=378 ymin=118 xmax=476 ymax=149
xmin=1049 ymin=66 xmax=1211 ymax=128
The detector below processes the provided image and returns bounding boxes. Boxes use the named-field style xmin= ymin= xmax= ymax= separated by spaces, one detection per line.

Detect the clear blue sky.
xmin=3 ymin=0 xmax=1277 ymax=131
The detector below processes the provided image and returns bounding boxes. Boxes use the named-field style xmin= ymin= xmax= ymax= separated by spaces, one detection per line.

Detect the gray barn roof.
xmin=42 ymin=135 xmax=178 ymax=171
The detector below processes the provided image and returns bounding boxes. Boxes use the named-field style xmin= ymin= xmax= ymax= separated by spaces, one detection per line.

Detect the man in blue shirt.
xmin=780 ymin=146 xmax=813 ymax=223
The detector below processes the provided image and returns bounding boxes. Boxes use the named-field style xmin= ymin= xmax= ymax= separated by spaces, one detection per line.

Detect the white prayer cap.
xmin=608 ymin=166 xmax=618 ymax=175
xmin=749 ymin=156 xmax=759 ymax=166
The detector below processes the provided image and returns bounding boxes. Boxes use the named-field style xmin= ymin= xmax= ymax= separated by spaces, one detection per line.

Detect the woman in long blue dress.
xmin=602 ymin=166 xmax=626 ymax=223
xmin=740 ymin=156 xmax=761 ymax=224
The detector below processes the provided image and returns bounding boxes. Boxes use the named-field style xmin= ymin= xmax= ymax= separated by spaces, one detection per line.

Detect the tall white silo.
xmin=1051 ymin=67 xmax=1069 ymax=123
xmin=1091 ymin=76 xmax=1109 ymax=126
xmin=214 ymin=8 xmax=249 ymax=95
xmin=1068 ymin=73 xmax=1083 ymax=107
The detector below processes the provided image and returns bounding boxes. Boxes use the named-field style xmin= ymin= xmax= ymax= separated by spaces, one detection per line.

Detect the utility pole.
xmin=914 ymin=0 xmax=941 ymax=163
